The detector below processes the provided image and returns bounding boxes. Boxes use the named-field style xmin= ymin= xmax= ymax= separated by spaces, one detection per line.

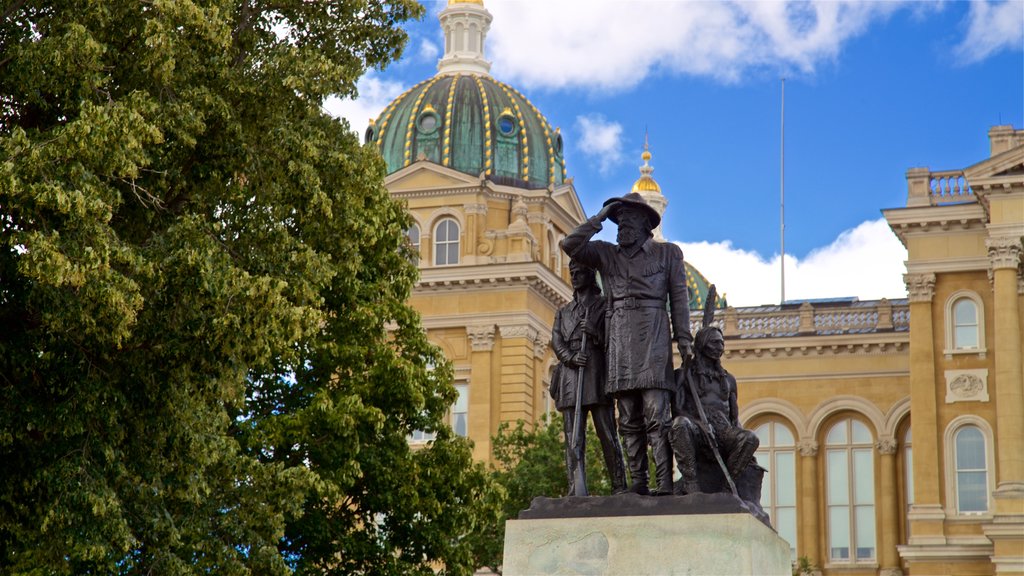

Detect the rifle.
xmin=684 ymin=285 xmax=739 ymax=498
xmin=570 ymin=308 xmax=589 ymax=497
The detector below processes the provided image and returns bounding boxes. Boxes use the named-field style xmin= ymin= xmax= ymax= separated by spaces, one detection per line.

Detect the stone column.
xmin=983 ymin=237 xmax=1024 ymax=576
xmin=987 ymin=237 xmax=1024 ymax=498
xmin=877 ymin=437 xmax=903 ymax=576
xmin=498 ymin=324 xmax=538 ymax=423
xmin=467 ymin=324 xmax=496 ymax=461
xmin=797 ymin=438 xmax=820 ymax=569
xmin=903 ymin=272 xmax=946 ymax=545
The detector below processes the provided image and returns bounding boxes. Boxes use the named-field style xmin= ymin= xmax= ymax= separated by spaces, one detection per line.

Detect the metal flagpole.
xmin=780 ymin=77 xmax=786 ymax=305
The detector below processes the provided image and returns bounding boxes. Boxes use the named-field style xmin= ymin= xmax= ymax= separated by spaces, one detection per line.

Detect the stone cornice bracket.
xmin=533 ymin=332 xmax=551 ymax=358
xmin=986 ymin=235 xmax=1023 ymax=271
xmin=463 ymin=202 xmax=488 ymax=215
xmin=797 ymin=439 xmax=819 ymax=457
xmin=904 ymin=272 xmax=936 ymax=303
xmin=499 ymin=324 xmax=539 ymax=342
xmin=876 ymin=437 xmax=898 ymax=455
xmin=466 ymin=324 xmax=496 ymax=352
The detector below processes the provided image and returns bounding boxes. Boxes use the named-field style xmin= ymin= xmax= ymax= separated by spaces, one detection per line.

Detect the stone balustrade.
xmin=906 ymin=167 xmax=975 ymax=206
xmin=688 ymin=298 xmax=909 ymax=339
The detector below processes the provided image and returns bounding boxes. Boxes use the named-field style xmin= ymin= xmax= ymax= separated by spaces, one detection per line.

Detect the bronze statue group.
xmin=551 ymin=193 xmax=765 ymax=515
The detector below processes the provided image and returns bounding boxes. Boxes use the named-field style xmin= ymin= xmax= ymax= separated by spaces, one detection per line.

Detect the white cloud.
xmin=417 ymin=38 xmax=440 ymax=64
xmin=484 ymin=1 xmax=905 ymax=90
xmin=574 ymin=114 xmax=625 ymax=174
xmin=322 ymin=73 xmax=406 ymax=139
xmin=954 ymin=0 xmax=1024 ymax=64
xmin=676 ymin=219 xmax=908 ymax=307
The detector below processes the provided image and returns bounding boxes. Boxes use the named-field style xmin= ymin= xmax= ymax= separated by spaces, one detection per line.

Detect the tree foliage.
xmin=470 ymin=414 xmax=615 ymax=573
xmin=0 ymin=1 xmax=496 ymax=573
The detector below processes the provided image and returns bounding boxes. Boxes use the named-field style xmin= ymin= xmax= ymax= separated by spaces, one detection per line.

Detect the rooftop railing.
xmin=906 ymin=168 xmax=975 ymax=207
xmin=690 ymin=299 xmax=909 ymax=339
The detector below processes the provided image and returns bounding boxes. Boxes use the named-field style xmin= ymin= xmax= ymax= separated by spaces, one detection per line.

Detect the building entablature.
xmin=884 ymin=202 xmax=988 ymax=248
xmin=414 ymin=260 xmax=572 ymax=309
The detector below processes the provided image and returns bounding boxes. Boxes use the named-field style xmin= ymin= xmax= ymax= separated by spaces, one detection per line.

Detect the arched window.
xmin=944 ymin=291 xmax=986 ymax=357
xmin=434 ymin=218 xmax=460 ymax=266
xmin=407 ymin=224 xmax=421 ymax=261
xmin=954 ymin=425 xmax=988 ymax=514
xmin=754 ymin=421 xmax=797 ymax=559
xmin=826 ymin=418 xmax=876 ymax=564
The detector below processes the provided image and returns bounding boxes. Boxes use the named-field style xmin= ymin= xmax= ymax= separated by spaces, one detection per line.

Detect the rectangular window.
xmin=452 ymin=384 xmax=468 ymax=437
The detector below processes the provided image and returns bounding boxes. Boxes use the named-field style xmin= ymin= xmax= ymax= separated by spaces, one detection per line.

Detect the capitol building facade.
xmin=368 ymin=2 xmax=1024 ymax=575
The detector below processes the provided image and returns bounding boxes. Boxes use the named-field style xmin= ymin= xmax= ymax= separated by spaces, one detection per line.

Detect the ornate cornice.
xmin=904 ymin=272 xmax=936 ymax=302
xmin=415 ymin=261 xmax=572 ymax=309
xmin=986 ymin=235 xmax=1023 ymax=271
xmin=463 ymin=202 xmax=488 ymax=215
xmin=876 ymin=437 xmax=898 ymax=455
xmin=533 ymin=331 xmax=551 ymax=358
xmin=466 ymin=324 xmax=496 ymax=351
xmin=499 ymin=323 xmax=539 ymax=342
xmin=797 ymin=439 xmax=819 ymax=457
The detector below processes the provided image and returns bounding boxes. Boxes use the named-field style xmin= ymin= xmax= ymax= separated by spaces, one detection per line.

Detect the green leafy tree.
xmin=470 ymin=414 xmax=615 ymax=572
xmin=0 ymin=1 xmax=495 ymax=574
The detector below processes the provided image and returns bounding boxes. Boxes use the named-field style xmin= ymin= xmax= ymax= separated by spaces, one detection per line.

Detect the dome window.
xmin=364 ymin=125 xmax=376 ymax=145
xmin=417 ymin=110 xmax=439 ymax=135
xmin=554 ymin=132 xmax=564 ymax=156
xmin=497 ymin=113 xmax=516 ymax=137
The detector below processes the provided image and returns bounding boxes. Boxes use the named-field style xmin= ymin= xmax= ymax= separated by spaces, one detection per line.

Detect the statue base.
xmin=503 ymin=493 xmax=790 ymax=575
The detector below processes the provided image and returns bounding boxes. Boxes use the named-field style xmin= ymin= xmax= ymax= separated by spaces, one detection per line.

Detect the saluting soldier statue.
xmin=550 ymin=260 xmax=627 ymax=496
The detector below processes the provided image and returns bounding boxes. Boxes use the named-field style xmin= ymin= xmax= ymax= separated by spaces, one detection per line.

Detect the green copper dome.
xmin=686 ymin=262 xmax=728 ymax=311
xmin=366 ymin=73 xmax=567 ymax=189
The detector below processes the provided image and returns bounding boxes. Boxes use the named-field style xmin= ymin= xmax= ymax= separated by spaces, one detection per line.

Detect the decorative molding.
xmin=533 ymin=331 xmax=551 ymax=358
xmin=465 ymin=324 xmax=496 ymax=351
xmin=499 ymin=323 xmax=539 ymax=342
xmin=797 ymin=439 xmax=819 ymax=457
xmin=876 ymin=437 xmax=898 ymax=455
xmin=944 ymin=369 xmax=989 ymax=403
xmin=526 ymin=211 xmax=549 ymax=225
xmin=463 ymin=202 xmax=488 ymax=215
xmin=986 ymin=235 xmax=1023 ymax=270
xmin=904 ymin=272 xmax=936 ymax=302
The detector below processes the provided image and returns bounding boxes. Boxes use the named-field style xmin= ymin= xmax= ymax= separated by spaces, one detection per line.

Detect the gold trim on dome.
xmin=473 ymin=76 xmax=493 ymax=174
xmin=497 ymin=83 xmax=529 ymax=180
xmin=442 ymin=75 xmax=460 ymax=167
xmin=403 ymin=76 xmax=441 ymax=166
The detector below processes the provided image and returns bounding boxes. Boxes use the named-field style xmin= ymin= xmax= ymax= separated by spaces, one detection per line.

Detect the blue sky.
xmin=328 ymin=1 xmax=1023 ymax=306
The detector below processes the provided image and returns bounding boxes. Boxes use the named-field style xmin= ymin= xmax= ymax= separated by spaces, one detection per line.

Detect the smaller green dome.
xmin=366 ymin=73 xmax=567 ymax=189
xmin=686 ymin=262 xmax=727 ymax=311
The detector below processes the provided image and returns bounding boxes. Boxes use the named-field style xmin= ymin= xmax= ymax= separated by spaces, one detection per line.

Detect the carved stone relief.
xmin=944 ymin=369 xmax=989 ymax=403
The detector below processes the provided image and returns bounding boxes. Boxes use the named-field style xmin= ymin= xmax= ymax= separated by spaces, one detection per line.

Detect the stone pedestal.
xmin=503 ymin=494 xmax=791 ymax=575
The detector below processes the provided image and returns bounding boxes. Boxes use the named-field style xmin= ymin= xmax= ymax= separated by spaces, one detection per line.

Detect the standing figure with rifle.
xmin=671 ymin=285 xmax=759 ymax=496
xmin=561 ymin=193 xmax=692 ymax=496
xmin=550 ymin=260 xmax=627 ymax=496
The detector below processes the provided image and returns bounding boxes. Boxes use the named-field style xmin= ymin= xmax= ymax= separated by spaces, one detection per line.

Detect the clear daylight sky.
xmin=328 ymin=0 xmax=1024 ymax=307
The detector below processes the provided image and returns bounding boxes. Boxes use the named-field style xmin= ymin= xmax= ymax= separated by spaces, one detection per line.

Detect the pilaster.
xmin=797 ymin=438 xmax=820 ymax=568
xmin=467 ymin=323 xmax=495 ymax=460
xmin=498 ymin=324 xmax=538 ymax=423
xmin=902 ymin=272 xmax=947 ymax=546
xmin=877 ymin=437 xmax=902 ymax=576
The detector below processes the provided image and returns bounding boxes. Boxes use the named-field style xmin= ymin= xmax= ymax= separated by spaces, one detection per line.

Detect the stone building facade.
xmin=367 ymin=2 xmax=1024 ymax=574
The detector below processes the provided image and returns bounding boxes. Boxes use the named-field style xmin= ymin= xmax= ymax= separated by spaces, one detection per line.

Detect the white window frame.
xmin=753 ymin=421 xmax=798 ymax=560
xmin=825 ymin=418 xmax=877 ymax=567
xmin=943 ymin=290 xmax=986 ymax=359
xmin=433 ymin=217 xmax=461 ymax=266
xmin=943 ymin=416 xmax=995 ymax=518
xmin=452 ymin=383 xmax=469 ymax=438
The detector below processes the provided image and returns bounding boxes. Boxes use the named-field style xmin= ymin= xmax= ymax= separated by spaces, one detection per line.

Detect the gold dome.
xmin=631 ymin=138 xmax=660 ymax=193
xmin=632 ymin=175 xmax=661 ymax=193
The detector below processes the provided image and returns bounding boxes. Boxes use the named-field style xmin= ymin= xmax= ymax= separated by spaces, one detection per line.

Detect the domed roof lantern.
xmin=438 ymin=0 xmax=492 ymax=75
xmin=631 ymin=133 xmax=668 ymax=240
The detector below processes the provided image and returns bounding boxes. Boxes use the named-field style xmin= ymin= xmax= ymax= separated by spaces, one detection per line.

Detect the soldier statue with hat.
xmin=561 ymin=193 xmax=692 ymax=496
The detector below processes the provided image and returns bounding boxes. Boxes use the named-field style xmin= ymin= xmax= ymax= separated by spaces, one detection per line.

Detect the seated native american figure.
xmin=670 ymin=287 xmax=770 ymax=526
